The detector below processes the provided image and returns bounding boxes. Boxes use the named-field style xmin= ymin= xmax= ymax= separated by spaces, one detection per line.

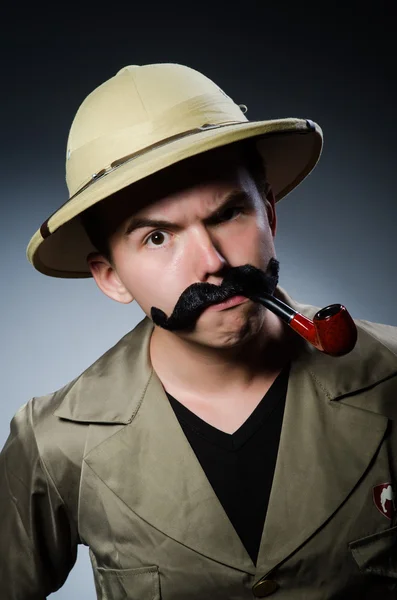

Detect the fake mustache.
xmin=151 ymin=257 xmax=279 ymax=331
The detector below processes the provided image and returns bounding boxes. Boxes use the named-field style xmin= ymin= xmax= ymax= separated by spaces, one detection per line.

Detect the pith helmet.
xmin=27 ymin=63 xmax=323 ymax=278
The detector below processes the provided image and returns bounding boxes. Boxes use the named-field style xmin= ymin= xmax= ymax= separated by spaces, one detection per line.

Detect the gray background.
xmin=1 ymin=1 xmax=395 ymax=597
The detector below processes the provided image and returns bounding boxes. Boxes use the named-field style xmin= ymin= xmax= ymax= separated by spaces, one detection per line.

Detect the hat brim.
xmin=27 ymin=117 xmax=322 ymax=278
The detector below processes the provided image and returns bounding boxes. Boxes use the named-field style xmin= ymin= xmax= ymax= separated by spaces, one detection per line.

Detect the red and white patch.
xmin=373 ymin=483 xmax=395 ymax=520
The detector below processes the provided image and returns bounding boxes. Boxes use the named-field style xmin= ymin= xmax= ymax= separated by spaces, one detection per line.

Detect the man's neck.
xmin=149 ymin=311 xmax=295 ymax=401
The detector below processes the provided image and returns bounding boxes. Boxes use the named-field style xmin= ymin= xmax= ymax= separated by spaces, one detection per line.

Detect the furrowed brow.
xmin=204 ymin=190 xmax=250 ymax=225
xmin=124 ymin=190 xmax=250 ymax=235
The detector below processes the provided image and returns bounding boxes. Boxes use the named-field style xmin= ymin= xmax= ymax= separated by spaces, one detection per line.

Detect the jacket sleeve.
xmin=0 ymin=402 xmax=79 ymax=599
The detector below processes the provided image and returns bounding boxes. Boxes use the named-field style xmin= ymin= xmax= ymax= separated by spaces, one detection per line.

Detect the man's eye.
xmin=144 ymin=231 xmax=171 ymax=248
xmin=217 ymin=206 xmax=244 ymax=222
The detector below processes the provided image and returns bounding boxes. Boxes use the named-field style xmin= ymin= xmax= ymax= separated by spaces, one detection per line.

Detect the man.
xmin=1 ymin=63 xmax=397 ymax=599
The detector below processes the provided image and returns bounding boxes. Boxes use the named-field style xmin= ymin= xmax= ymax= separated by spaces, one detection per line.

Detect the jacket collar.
xmin=54 ymin=286 xmax=397 ymax=424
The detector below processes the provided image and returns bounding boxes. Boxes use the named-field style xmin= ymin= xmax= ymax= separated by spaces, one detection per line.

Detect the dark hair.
xmin=80 ymin=202 xmax=113 ymax=263
xmin=80 ymin=141 xmax=269 ymax=264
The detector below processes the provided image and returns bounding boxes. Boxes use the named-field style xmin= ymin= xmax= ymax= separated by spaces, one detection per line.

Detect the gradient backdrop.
xmin=1 ymin=2 xmax=395 ymax=597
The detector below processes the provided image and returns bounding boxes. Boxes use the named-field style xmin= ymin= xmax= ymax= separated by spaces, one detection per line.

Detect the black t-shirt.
xmin=166 ymin=363 xmax=290 ymax=565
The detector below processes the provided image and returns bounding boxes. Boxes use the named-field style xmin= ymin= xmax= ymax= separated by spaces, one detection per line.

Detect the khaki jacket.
xmin=1 ymin=288 xmax=397 ymax=599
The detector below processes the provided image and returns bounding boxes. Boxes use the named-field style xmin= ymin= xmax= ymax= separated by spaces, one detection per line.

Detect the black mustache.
xmin=151 ymin=258 xmax=279 ymax=331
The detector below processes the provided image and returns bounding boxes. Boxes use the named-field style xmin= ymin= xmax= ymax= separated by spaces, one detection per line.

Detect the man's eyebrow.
xmin=124 ymin=190 xmax=250 ymax=235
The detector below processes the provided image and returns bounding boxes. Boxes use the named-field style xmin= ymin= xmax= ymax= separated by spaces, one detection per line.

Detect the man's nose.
xmin=188 ymin=226 xmax=227 ymax=282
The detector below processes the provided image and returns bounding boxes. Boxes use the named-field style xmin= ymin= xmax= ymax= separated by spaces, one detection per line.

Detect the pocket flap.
xmin=95 ymin=564 xmax=160 ymax=599
xmin=349 ymin=525 xmax=397 ymax=578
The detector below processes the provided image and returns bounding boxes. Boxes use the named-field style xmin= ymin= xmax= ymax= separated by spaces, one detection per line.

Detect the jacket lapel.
xmin=255 ymin=348 xmax=388 ymax=574
xmin=55 ymin=317 xmax=255 ymax=573
xmin=255 ymin=288 xmax=396 ymax=575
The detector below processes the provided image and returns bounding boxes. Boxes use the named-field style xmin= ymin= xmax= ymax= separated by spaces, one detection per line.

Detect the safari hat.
xmin=27 ymin=63 xmax=323 ymax=278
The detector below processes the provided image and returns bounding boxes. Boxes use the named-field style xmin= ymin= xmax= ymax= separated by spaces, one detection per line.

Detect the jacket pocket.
xmin=94 ymin=564 xmax=160 ymax=600
xmin=349 ymin=525 xmax=397 ymax=578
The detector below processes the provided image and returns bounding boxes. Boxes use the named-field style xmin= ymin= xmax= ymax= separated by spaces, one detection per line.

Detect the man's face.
xmin=90 ymin=150 xmax=277 ymax=349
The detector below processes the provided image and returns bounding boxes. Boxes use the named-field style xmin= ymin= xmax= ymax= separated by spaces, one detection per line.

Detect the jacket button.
xmin=252 ymin=579 xmax=279 ymax=597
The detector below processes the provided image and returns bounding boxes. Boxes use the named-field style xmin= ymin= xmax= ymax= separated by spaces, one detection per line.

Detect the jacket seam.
xmin=28 ymin=399 xmax=80 ymax=540
xmin=308 ymin=370 xmax=332 ymax=400
xmin=3 ymin=451 xmax=36 ymax=551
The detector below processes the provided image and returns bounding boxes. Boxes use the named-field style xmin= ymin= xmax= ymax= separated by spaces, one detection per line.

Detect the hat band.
xmin=70 ymin=120 xmax=244 ymax=201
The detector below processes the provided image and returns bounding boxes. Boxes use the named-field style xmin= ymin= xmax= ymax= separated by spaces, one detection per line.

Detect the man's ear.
xmin=265 ymin=186 xmax=277 ymax=236
xmin=87 ymin=253 xmax=134 ymax=304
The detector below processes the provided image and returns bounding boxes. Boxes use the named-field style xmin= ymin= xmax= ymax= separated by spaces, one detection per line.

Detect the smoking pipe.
xmin=251 ymin=292 xmax=357 ymax=357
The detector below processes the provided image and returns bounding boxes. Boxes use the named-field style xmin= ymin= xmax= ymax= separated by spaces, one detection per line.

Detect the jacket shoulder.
xmin=356 ymin=318 xmax=397 ymax=356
